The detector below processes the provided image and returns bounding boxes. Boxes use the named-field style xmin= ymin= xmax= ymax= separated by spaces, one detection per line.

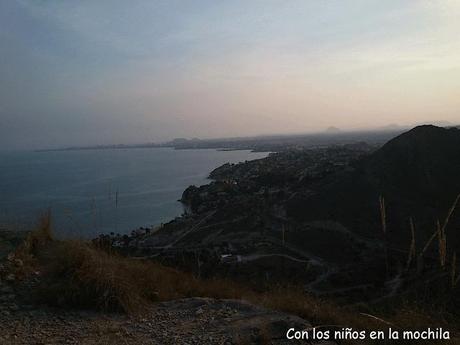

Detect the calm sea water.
xmin=0 ymin=148 xmax=268 ymax=238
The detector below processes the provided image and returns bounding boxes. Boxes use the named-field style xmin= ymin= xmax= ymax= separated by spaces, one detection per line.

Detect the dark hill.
xmin=288 ymin=125 xmax=460 ymax=249
xmin=363 ymin=125 xmax=460 ymax=202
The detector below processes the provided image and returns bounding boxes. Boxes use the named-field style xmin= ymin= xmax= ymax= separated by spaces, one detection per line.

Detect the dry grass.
xmin=10 ymin=223 xmax=387 ymax=327
xmin=379 ymin=196 xmax=387 ymax=236
xmin=406 ymin=217 xmax=416 ymax=271
xmin=256 ymin=286 xmax=383 ymax=331
xmin=11 ymin=211 xmax=53 ymax=279
xmin=452 ymin=253 xmax=460 ymax=288
xmin=11 ymin=212 xmax=458 ymax=344
xmin=13 ymin=213 xmax=252 ymax=313
xmin=419 ymin=194 xmax=460 ymax=262
xmin=21 ymin=236 xmax=446 ymax=334
xmin=18 ymin=210 xmax=53 ymax=255
xmin=437 ymin=220 xmax=447 ymax=269
xmin=379 ymin=196 xmax=389 ymax=277
xmin=32 ymin=239 xmax=258 ymax=313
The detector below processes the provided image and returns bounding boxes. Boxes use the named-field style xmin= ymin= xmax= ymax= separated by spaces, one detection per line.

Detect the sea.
xmin=0 ymin=148 xmax=268 ymax=238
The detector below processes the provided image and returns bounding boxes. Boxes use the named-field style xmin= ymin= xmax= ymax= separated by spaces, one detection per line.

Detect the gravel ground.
xmin=0 ymin=295 xmax=335 ymax=345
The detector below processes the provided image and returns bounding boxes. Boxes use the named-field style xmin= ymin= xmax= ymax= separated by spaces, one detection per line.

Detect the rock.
xmin=14 ymin=258 xmax=23 ymax=268
xmin=8 ymin=303 xmax=19 ymax=311
xmin=0 ymin=294 xmax=15 ymax=302
xmin=0 ymin=285 xmax=13 ymax=293
xmin=7 ymin=253 xmax=15 ymax=262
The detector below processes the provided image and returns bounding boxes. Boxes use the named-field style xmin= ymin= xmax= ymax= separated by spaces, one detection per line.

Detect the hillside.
xmin=289 ymin=125 xmax=460 ymax=249
xmin=1 ymin=224 xmax=454 ymax=345
xmin=364 ymin=125 xmax=460 ymax=203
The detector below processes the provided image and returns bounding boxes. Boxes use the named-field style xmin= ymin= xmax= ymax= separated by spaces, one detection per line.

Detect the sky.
xmin=1 ymin=0 xmax=460 ymax=149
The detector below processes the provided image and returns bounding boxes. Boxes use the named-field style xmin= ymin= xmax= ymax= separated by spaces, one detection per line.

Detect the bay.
xmin=0 ymin=148 xmax=268 ymax=237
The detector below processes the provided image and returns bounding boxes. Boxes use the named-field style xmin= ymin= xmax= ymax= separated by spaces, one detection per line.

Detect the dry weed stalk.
xmin=379 ymin=196 xmax=387 ymax=235
xmin=442 ymin=193 xmax=460 ymax=233
xmin=419 ymin=193 xmax=460 ymax=260
xmin=437 ymin=220 xmax=447 ymax=268
xmin=405 ymin=218 xmax=416 ymax=271
xmin=451 ymin=252 xmax=460 ymax=288
xmin=379 ymin=196 xmax=389 ymax=276
xmin=18 ymin=210 xmax=53 ymax=257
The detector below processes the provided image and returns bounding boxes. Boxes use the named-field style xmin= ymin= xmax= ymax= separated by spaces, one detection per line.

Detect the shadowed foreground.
xmin=0 ymin=215 xmax=458 ymax=344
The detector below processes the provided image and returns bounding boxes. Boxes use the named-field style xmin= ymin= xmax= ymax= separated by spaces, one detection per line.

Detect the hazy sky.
xmin=1 ymin=0 xmax=460 ymax=149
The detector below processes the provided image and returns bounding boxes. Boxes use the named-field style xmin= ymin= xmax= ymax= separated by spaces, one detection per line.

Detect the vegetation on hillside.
xmin=5 ymin=212 xmax=458 ymax=344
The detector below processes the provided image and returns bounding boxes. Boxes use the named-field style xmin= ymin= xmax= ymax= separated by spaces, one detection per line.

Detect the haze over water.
xmin=0 ymin=148 xmax=267 ymax=238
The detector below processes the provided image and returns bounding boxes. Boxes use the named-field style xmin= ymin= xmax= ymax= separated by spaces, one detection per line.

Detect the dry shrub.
xmin=37 ymin=241 xmax=192 ymax=312
xmin=17 ymin=210 xmax=52 ymax=256
xmin=34 ymin=239 xmax=257 ymax=313
xmin=12 ymin=211 xmax=53 ymax=278
xmin=255 ymin=286 xmax=382 ymax=331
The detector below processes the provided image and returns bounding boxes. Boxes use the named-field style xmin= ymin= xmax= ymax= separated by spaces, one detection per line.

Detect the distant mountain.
xmin=325 ymin=126 xmax=341 ymax=133
xmin=378 ymin=124 xmax=406 ymax=131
